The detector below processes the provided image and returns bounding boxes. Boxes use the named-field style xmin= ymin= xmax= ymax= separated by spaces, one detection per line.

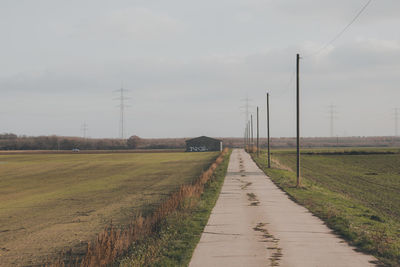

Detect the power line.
xmin=81 ymin=121 xmax=88 ymax=139
xmin=240 ymin=96 xmax=253 ymax=127
xmin=328 ymin=104 xmax=338 ymax=137
xmin=272 ymin=69 xmax=296 ymax=98
xmin=114 ymin=86 xmax=130 ymax=139
xmin=394 ymin=108 xmax=399 ymax=137
xmin=306 ymin=0 xmax=373 ymax=58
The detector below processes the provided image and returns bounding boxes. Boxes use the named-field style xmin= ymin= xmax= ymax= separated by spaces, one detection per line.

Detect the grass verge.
xmin=251 ymin=151 xmax=399 ymax=267
xmin=117 ymin=150 xmax=231 ymax=267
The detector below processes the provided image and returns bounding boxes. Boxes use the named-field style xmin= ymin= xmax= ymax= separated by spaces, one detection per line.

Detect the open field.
xmin=0 ymin=149 xmax=185 ymax=155
xmin=2 ymin=134 xmax=400 ymax=151
xmin=118 ymin=150 xmax=231 ymax=266
xmin=252 ymin=148 xmax=400 ymax=265
xmin=0 ymin=151 xmax=218 ymax=266
xmin=273 ymin=148 xmax=400 ymax=220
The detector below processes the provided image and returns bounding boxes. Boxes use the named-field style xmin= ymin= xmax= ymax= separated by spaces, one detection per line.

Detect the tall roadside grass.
xmin=48 ymin=148 xmax=229 ymax=267
xmin=245 ymin=145 xmax=257 ymax=153
xmin=118 ymin=149 xmax=231 ymax=266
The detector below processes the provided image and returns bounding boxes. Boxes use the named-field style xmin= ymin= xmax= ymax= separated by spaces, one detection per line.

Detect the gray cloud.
xmin=0 ymin=0 xmax=399 ymax=138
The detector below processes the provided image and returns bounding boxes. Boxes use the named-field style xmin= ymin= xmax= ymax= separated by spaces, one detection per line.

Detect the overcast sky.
xmin=1 ymin=0 xmax=399 ymax=138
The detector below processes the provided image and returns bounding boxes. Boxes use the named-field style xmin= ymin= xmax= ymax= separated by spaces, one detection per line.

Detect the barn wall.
xmin=185 ymin=137 xmax=222 ymax=152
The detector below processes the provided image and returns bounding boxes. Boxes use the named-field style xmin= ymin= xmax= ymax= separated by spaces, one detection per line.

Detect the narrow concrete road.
xmin=189 ymin=149 xmax=378 ymax=267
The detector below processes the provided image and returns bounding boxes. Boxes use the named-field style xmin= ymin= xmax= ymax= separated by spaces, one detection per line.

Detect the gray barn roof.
xmin=185 ymin=136 xmax=222 ymax=143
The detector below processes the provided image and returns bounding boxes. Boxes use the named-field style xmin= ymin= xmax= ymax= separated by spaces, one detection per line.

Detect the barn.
xmin=185 ymin=136 xmax=223 ymax=152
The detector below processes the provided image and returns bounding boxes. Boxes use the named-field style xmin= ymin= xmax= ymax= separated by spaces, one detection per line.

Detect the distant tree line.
xmin=0 ymin=134 xmax=129 ymax=150
xmin=0 ymin=134 xmax=186 ymax=150
xmin=1 ymin=133 xmax=399 ymax=150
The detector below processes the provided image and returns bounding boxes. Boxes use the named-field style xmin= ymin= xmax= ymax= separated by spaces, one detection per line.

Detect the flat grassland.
xmin=0 ymin=151 xmax=218 ymax=266
xmin=253 ymin=148 xmax=400 ymax=265
xmin=253 ymin=148 xmax=400 ymax=266
xmin=276 ymin=148 xmax=400 ymax=220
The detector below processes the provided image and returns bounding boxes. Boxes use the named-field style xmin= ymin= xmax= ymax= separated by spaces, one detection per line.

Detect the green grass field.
xmin=252 ymin=148 xmax=400 ymax=266
xmin=0 ymin=151 xmax=218 ymax=266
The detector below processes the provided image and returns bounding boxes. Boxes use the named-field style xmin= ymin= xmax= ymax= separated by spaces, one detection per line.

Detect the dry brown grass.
xmin=47 ymin=148 xmax=228 ymax=267
xmin=245 ymin=145 xmax=257 ymax=153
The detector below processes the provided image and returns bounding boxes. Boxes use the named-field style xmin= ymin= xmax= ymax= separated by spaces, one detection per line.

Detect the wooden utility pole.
xmin=251 ymin=115 xmax=254 ymax=148
xmin=267 ymin=92 xmax=271 ymax=168
xmin=244 ymin=123 xmax=248 ymax=150
xmin=257 ymin=106 xmax=259 ymax=156
xmin=246 ymin=121 xmax=250 ymax=151
xmin=247 ymin=121 xmax=250 ymax=151
xmin=244 ymin=124 xmax=246 ymax=150
xmin=296 ymin=53 xmax=301 ymax=187
xmin=247 ymin=121 xmax=251 ymax=149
